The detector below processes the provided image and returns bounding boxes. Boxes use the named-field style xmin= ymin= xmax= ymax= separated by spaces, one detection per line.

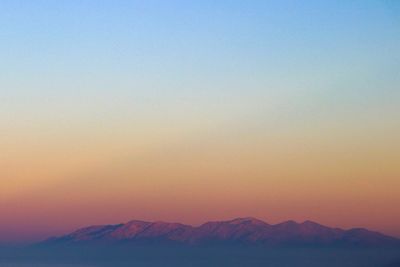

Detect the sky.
xmin=0 ymin=0 xmax=399 ymax=243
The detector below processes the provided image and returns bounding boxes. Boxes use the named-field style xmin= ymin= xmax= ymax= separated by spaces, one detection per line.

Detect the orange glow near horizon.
xmin=1 ymin=109 xmax=400 ymax=242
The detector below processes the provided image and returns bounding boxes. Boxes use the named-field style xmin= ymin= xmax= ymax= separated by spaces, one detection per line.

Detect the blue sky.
xmin=1 ymin=1 xmax=398 ymax=105
xmin=1 ymin=0 xmax=399 ymax=140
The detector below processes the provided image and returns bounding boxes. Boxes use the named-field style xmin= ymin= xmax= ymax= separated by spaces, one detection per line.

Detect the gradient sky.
xmin=1 ymin=0 xmax=399 ymax=243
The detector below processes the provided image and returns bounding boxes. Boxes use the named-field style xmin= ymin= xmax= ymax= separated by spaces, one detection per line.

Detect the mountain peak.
xmin=302 ymin=220 xmax=320 ymax=225
xmin=125 ymin=219 xmax=150 ymax=225
xmin=228 ymin=217 xmax=268 ymax=225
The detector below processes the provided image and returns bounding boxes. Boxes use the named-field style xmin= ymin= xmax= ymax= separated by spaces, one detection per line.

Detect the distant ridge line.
xmin=42 ymin=217 xmax=400 ymax=247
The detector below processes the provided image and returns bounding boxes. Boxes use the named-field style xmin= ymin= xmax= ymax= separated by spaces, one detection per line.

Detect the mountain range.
xmin=43 ymin=217 xmax=400 ymax=247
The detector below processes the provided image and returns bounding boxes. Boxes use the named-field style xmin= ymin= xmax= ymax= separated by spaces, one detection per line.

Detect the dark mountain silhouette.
xmin=42 ymin=217 xmax=400 ymax=247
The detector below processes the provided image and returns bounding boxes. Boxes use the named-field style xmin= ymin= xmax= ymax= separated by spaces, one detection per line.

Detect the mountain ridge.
xmin=42 ymin=217 xmax=400 ymax=247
